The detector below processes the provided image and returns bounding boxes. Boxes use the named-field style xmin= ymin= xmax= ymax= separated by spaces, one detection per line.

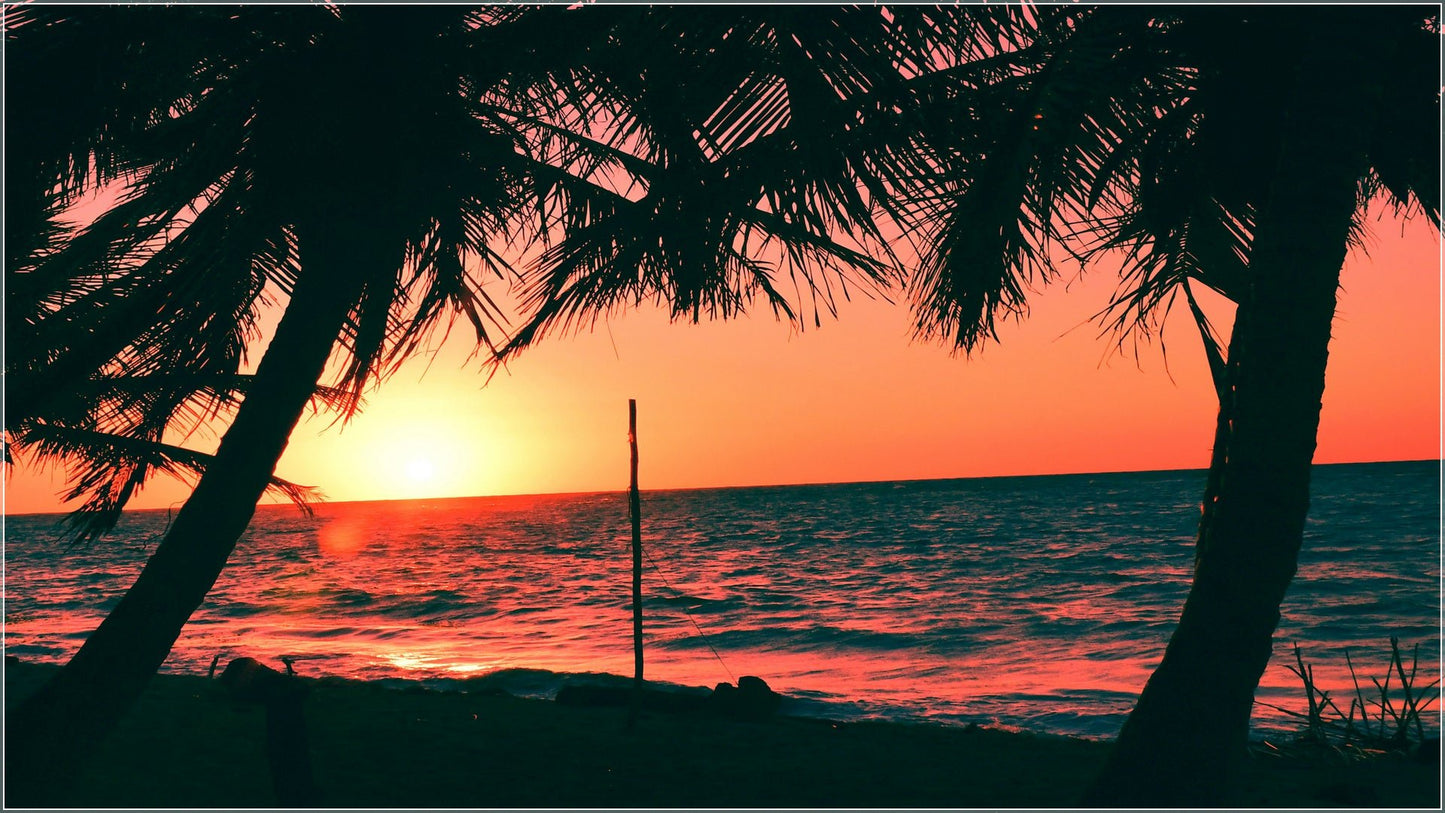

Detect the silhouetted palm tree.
xmin=5 ymin=5 xmax=912 ymax=803
xmin=896 ymin=6 xmax=1438 ymax=805
xmin=6 ymin=8 xmax=525 ymax=800
xmin=501 ymin=9 xmax=1439 ymax=799
xmin=446 ymin=8 xmax=1438 ymax=804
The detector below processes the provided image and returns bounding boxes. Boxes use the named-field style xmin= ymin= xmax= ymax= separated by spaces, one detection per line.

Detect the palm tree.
xmin=496 ymin=11 xmax=1437 ymax=799
xmin=892 ymin=5 xmax=1438 ymax=805
xmin=500 ymin=3 xmax=1436 ymax=804
xmin=5 ymin=5 xmax=912 ymax=803
xmin=5 ymin=7 xmax=526 ymax=801
xmin=470 ymin=8 xmax=1434 ymax=806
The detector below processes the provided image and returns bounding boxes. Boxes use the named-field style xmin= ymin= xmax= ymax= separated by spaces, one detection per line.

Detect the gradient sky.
xmin=6 ymin=199 xmax=1439 ymax=515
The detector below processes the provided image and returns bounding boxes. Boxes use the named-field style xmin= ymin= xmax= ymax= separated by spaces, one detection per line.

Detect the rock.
xmin=738 ymin=675 xmax=774 ymax=697
xmin=707 ymin=675 xmax=781 ymax=720
xmin=216 ymin=657 xmax=320 ymax=806
xmin=219 ymin=657 xmax=309 ymax=704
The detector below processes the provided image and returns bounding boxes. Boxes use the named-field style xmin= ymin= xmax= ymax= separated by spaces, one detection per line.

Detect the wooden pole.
xmin=628 ymin=399 xmax=643 ymax=729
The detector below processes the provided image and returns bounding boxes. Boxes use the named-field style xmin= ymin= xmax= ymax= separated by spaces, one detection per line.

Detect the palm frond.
xmin=1362 ymin=10 xmax=1441 ymax=228
xmin=907 ymin=6 xmax=1187 ymax=352
xmin=13 ymin=423 xmax=318 ymax=544
xmin=495 ymin=7 xmax=935 ymax=358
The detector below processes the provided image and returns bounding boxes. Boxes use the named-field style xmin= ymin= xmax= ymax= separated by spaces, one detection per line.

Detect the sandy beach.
xmin=4 ymin=658 xmax=1437 ymax=808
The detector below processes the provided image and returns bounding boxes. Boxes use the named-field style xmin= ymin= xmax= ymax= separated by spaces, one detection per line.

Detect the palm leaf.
xmin=13 ymin=423 xmax=318 ymax=544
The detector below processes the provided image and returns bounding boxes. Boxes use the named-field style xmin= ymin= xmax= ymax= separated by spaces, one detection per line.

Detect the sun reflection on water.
xmin=4 ymin=464 xmax=1438 ymax=740
xmin=317 ymin=518 xmax=369 ymax=558
xmin=383 ymin=652 xmax=434 ymax=671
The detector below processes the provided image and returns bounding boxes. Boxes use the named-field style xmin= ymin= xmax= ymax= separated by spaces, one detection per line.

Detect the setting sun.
xmin=376 ymin=432 xmax=462 ymax=499
xmin=403 ymin=458 xmax=436 ymax=484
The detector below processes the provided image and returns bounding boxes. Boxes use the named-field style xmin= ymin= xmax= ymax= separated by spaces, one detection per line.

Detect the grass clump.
xmin=1257 ymin=636 xmax=1440 ymax=760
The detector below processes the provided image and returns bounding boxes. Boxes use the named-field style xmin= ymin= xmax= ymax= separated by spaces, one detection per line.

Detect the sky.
xmin=5 ymin=199 xmax=1440 ymax=515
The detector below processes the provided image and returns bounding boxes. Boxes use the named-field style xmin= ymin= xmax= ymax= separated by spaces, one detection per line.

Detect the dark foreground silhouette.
xmin=4 ymin=660 xmax=1437 ymax=809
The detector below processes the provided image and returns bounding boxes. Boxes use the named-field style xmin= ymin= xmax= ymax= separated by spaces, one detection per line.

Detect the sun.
xmin=387 ymin=448 xmax=454 ymax=499
xmin=403 ymin=457 xmax=436 ymax=484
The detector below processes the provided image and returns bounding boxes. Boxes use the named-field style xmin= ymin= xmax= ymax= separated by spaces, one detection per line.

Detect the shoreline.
xmin=9 ymin=647 xmax=1432 ymax=744
xmin=0 ymin=650 xmax=1382 ymax=744
xmin=5 ymin=658 xmax=1438 ymax=808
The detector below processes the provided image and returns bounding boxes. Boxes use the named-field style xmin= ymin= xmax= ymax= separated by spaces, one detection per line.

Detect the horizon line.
xmin=8 ymin=456 xmax=1438 ymax=519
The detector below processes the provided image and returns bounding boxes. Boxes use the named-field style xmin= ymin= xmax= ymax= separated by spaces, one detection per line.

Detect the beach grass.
xmin=4 ymin=660 xmax=1438 ymax=808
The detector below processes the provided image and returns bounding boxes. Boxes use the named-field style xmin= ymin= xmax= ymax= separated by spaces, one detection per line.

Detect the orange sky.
xmin=6 ymin=200 xmax=1439 ymax=516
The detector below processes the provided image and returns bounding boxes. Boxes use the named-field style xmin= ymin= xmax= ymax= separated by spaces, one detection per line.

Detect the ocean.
xmin=5 ymin=460 xmax=1439 ymax=741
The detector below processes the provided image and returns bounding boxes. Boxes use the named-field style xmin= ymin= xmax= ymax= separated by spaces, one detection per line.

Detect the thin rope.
xmin=641 ymin=544 xmax=737 ymax=683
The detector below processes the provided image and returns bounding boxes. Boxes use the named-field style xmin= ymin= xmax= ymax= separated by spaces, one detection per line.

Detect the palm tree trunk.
xmin=1081 ymin=36 xmax=1376 ymax=807
xmin=1191 ymin=301 xmax=1244 ymax=572
xmin=6 ymin=223 xmax=366 ymax=807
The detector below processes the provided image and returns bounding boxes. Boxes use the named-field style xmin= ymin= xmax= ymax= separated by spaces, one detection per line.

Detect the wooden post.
xmin=628 ymin=399 xmax=643 ymax=729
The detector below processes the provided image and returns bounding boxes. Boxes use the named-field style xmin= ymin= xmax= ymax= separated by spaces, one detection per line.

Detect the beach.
xmin=5 ymin=659 xmax=1437 ymax=808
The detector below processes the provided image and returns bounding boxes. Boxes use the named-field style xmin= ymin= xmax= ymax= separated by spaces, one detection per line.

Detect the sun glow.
xmin=272 ymin=387 xmax=519 ymax=503
xmin=381 ymin=437 xmax=458 ymax=499
xmin=404 ymin=458 xmax=436 ymax=484
xmin=5 ymin=200 xmax=1432 ymax=517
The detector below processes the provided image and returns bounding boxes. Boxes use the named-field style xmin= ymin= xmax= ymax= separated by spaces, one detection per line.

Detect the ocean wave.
xmin=6 ymin=461 xmax=1437 ymax=742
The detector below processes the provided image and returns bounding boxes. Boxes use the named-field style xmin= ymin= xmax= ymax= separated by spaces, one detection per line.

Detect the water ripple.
xmin=5 ymin=461 xmax=1438 ymax=741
